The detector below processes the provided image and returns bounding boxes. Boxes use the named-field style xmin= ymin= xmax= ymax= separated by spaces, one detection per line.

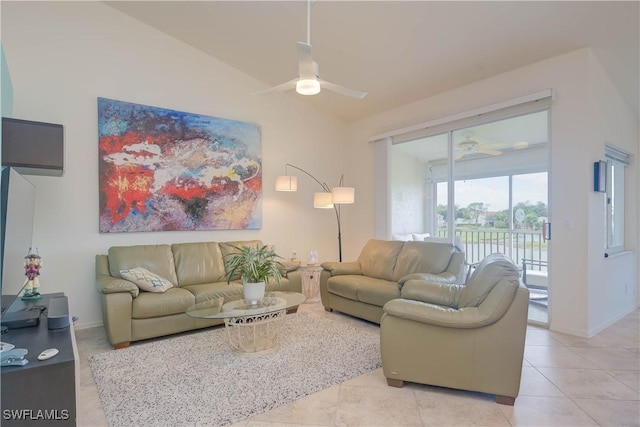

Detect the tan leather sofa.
xmin=95 ymin=240 xmax=301 ymax=349
xmin=380 ymin=253 xmax=529 ymax=405
xmin=319 ymin=239 xmax=466 ymax=323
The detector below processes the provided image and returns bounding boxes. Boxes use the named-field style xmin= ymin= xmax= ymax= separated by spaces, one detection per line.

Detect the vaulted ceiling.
xmin=107 ymin=1 xmax=639 ymax=122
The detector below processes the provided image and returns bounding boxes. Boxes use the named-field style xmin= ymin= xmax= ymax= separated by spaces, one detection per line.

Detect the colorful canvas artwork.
xmin=98 ymin=98 xmax=262 ymax=232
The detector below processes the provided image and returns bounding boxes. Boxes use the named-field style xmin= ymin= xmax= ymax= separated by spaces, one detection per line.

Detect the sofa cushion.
xmin=354 ymin=279 xmax=401 ymax=307
xmin=181 ymin=282 xmax=244 ymax=303
xmin=108 ymin=244 xmax=178 ymax=286
xmin=357 ymin=239 xmax=405 ymax=281
xmin=120 ymin=267 xmax=174 ymax=293
xmin=392 ymin=241 xmax=456 ymax=282
xmin=458 ymin=253 xmax=519 ymax=308
xmin=172 ymin=242 xmax=226 ymax=286
xmin=132 ymin=287 xmax=195 ymax=319
xmin=327 ymin=275 xmax=398 ymax=305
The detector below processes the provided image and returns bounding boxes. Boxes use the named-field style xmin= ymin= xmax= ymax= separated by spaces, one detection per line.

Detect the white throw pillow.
xmin=412 ymin=233 xmax=430 ymax=241
xmin=120 ymin=267 xmax=174 ymax=293
xmin=392 ymin=233 xmax=412 ymax=241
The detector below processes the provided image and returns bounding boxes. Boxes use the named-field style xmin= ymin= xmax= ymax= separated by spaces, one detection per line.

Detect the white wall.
xmin=346 ymin=48 xmax=638 ymax=337
xmin=389 ymin=151 xmax=425 ymax=236
xmin=2 ymin=2 xmax=348 ymax=328
xmin=586 ymin=50 xmax=638 ymax=333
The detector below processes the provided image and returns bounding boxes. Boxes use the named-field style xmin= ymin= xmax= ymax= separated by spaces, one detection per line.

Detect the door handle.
xmin=542 ymin=221 xmax=551 ymax=241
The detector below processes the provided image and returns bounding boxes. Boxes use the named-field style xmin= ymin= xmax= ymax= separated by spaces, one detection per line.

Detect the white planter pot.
xmin=243 ymin=281 xmax=266 ymax=305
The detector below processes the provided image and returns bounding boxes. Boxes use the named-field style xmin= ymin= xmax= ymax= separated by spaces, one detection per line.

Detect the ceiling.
xmin=106 ymin=1 xmax=639 ymax=123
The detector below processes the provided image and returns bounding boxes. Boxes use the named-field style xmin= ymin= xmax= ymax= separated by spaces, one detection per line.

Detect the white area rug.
xmin=89 ymin=313 xmax=381 ymax=427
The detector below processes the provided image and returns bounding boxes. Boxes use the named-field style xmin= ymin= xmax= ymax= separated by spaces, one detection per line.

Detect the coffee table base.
xmin=223 ymin=309 xmax=285 ymax=356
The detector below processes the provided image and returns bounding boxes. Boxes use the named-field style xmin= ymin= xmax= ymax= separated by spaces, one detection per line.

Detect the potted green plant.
xmin=224 ymin=244 xmax=283 ymax=304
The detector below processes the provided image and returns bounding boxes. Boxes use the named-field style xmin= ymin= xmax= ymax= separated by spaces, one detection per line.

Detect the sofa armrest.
xmin=400 ymin=279 xmax=464 ymax=308
xmin=384 ymin=279 xmax=522 ymax=329
xmin=321 ymin=261 xmax=362 ymax=276
xmin=398 ymin=272 xmax=459 ymax=289
xmin=383 ymin=299 xmax=489 ymax=329
xmin=96 ymin=274 xmax=140 ymax=298
xmin=278 ymin=260 xmax=301 ymax=276
xmin=101 ymin=292 xmax=133 ymax=347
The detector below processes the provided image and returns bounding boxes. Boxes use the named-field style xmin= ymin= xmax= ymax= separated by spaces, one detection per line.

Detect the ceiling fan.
xmin=454 ymin=134 xmax=504 ymax=160
xmin=253 ymin=0 xmax=367 ymax=99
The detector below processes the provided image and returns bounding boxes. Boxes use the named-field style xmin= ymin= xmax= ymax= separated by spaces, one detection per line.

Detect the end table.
xmin=300 ymin=265 xmax=323 ymax=303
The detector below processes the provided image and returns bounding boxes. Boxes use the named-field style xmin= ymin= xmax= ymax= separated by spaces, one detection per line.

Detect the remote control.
xmin=37 ymin=348 xmax=59 ymax=361
xmin=0 ymin=342 xmax=15 ymax=353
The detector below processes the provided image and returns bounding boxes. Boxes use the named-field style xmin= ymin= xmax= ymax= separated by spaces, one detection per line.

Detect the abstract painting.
xmin=98 ymin=98 xmax=261 ymax=232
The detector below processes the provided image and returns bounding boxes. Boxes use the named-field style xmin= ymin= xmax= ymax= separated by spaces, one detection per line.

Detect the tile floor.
xmin=76 ymin=304 xmax=639 ymax=427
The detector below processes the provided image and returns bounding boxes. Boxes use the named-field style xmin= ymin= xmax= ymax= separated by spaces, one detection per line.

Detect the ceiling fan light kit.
xmin=296 ymin=78 xmax=321 ymax=96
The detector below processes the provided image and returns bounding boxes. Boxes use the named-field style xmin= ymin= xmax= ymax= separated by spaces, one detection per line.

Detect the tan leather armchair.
xmin=380 ymin=253 xmax=529 ymax=405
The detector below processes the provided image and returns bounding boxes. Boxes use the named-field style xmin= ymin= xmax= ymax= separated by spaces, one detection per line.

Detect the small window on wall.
xmin=605 ymin=145 xmax=629 ymax=255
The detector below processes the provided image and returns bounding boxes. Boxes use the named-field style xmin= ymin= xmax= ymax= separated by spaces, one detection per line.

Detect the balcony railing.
xmin=438 ymin=228 xmax=547 ymax=271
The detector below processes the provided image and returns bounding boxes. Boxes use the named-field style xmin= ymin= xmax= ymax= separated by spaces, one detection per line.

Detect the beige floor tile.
xmin=334 ymin=384 xmax=422 ymax=426
xmin=518 ymin=366 xmax=565 ymax=397
xmin=249 ymin=386 xmax=339 ymax=426
xmin=574 ymin=347 xmax=640 ymax=370
xmin=549 ymin=331 xmax=628 ymax=348
xmin=607 ymin=369 xmax=640 ymax=392
xmin=537 ymin=367 xmax=640 ymax=400
xmin=340 ymin=367 xmax=388 ymax=388
xmin=573 ymin=398 xmax=640 ymax=427
xmin=598 ymin=324 xmax=640 ymax=349
xmin=499 ymin=396 xmax=599 ymax=426
xmin=524 ymin=345 xmax=600 ymax=369
xmin=75 ymin=385 xmax=108 ymax=427
xmin=526 ymin=328 xmax=566 ymax=346
xmin=414 ymin=387 xmax=510 ymax=426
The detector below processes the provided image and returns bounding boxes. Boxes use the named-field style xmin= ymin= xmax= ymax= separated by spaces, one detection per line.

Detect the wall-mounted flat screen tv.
xmin=2 ymin=117 xmax=64 ymax=176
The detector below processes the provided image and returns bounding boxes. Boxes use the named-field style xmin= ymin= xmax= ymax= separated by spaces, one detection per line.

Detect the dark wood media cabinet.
xmin=1 ymin=293 xmax=78 ymax=426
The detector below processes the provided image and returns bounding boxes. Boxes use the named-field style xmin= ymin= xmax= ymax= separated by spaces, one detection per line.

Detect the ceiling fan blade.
xmin=483 ymin=142 xmax=505 ymax=149
xmin=513 ymin=141 xmax=529 ymax=149
xmin=252 ymin=79 xmax=297 ymax=96
xmin=318 ymin=78 xmax=368 ymax=99
xmin=297 ymin=42 xmax=316 ymax=80
xmin=478 ymin=149 xmax=503 ymax=156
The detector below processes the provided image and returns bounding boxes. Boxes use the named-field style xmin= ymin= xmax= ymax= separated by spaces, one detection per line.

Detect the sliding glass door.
xmin=389 ymin=109 xmax=550 ymax=325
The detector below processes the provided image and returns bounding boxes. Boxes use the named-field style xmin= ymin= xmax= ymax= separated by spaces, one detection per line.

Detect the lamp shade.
xmin=331 ymin=186 xmax=355 ymax=204
xmin=313 ymin=192 xmax=334 ymax=209
xmin=275 ymin=175 xmax=297 ymax=192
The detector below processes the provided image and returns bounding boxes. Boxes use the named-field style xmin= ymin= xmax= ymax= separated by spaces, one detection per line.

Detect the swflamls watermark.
xmin=3 ymin=409 xmax=70 ymax=421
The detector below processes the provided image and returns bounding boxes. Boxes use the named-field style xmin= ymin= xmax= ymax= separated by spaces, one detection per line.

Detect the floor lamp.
xmin=275 ymin=164 xmax=355 ymax=262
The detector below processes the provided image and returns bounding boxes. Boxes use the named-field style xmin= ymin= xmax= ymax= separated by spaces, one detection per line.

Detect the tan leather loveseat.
xmin=380 ymin=253 xmax=529 ymax=405
xmin=319 ymin=239 xmax=465 ymax=323
xmin=95 ymin=240 xmax=301 ymax=349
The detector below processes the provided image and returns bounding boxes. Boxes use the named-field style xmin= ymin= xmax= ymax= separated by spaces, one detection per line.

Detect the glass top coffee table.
xmin=186 ymin=291 xmax=306 ymax=356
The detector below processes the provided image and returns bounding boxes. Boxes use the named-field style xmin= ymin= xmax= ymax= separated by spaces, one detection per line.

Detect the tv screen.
xmin=2 ymin=117 xmax=64 ymax=176
xmin=0 ymin=167 xmax=36 ymax=315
